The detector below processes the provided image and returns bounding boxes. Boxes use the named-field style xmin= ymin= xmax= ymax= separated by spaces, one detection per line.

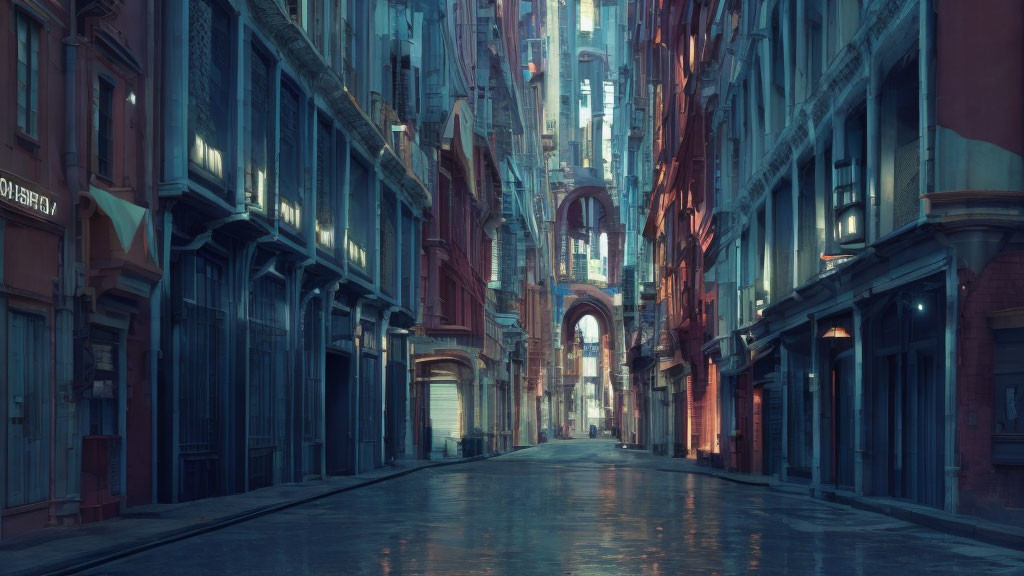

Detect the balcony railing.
xmin=393 ymin=128 xmax=431 ymax=188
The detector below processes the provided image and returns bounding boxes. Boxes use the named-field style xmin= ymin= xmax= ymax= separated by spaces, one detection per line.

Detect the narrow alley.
xmin=0 ymin=0 xmax=1023 ymax=573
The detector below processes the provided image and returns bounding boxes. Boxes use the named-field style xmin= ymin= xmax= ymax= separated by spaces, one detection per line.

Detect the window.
xmin=189 ymin=0 xmax=231 ymax=185
xmin=347 ymin=159 xmax=373 ymax=274
xmin=287 ymin=0 xmax=306 ymax=27
xmin=95 ymin=77 xmax=115 ymax=179
xmin=247 ymin=45 xmax=273 ymax=211
xmin=380 ymin=190 xmax=396 ymax=296
xmin=16 ymin=11 xmax=40 ymax=138
xmin=402 ymin=206 xmax=415 ymax=307
xmin=579 ymin=0 xmax=595 ymax=33
xmin=279 ymin=80 xmax=302 ymax=228
xmin=490 ymin=230 xmax=500 ymax=286
xmin=315 ymin=117 xmax=334 ymax=249
xmin=993 ymin=327 xmax=1024 ymax=465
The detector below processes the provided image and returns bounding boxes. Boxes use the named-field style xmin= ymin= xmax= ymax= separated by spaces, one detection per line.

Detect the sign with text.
xmin=0 ymin=172 xmax=57 ymax=219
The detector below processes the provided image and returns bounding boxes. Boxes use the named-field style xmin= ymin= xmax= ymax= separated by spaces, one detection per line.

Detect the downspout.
xmin=146 ymin=0 xmax=158 ymax=505
xmin=59 ymin=0 xmax=80 ymax=518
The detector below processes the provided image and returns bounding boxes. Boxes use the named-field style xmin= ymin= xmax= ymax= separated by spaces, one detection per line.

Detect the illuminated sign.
xmin=0 ymin=172 xmax=57 ymax=218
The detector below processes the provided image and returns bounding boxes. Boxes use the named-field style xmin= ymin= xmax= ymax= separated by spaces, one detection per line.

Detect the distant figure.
xmin=589 ymin=424 xmax=597 ymax=438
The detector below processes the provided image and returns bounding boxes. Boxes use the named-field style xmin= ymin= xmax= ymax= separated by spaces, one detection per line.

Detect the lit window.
xmin=189 ymin=0 xmax=231 ymax=184
xmin=579 ymin=0 xmax=595 ymax=33
xmin=247 ymin=45 xmax=273 ymax=210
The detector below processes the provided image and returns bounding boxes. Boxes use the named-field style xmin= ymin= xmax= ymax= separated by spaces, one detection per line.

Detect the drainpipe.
xmin=147 ymin=0 xmax=158 ymax=504
xmin=59 ymin=0 xmax=80 ymax=521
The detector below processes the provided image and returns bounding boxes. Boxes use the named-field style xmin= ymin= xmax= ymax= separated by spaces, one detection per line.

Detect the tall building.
xmin=410 ymin=0 xmax=553 ymax=456
xmin=155 ymin=0 xmax=429 ymax=501
xmin=0 ymin=0 xmax=162 ymax=537
xmin=636 ymin=0 xmax=1024 ymax=523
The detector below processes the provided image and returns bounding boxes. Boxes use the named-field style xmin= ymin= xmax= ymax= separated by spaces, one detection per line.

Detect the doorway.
xmin=325 ymin=352 xmax=352 ymax=475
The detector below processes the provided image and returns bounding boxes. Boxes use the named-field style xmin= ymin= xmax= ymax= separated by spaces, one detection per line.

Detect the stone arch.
xmin=561 ymin=294 xmax=616 ymax=350
xmin=557 ymin=291 xmax=619 ymax=437
xmin=555 ymin=186 xmax=623 ymax=285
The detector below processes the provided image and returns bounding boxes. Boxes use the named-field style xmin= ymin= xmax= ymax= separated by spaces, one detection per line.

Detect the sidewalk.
xmin=0 ymin=455 xmax=492 ymax=576
xmin=651 ymin=452 xmax=1024 ymax=552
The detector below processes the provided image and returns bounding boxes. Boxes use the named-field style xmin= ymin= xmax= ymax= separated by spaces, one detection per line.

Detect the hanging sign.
xmin=0 ymin=172 xmax=57 ymax=218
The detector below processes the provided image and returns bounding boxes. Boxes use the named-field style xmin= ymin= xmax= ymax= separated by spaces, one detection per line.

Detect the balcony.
xmin=393 ymin=128 xmax=432 ymax=191
xmin=495 ymin=289 xmax=520 ymax=315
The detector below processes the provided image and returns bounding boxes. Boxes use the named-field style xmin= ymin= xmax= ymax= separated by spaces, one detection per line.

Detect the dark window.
xmin=189 ymin=0 xmax=231 ymax=186
xmin=16 ymin=11 xmax=40 ymax=138
xmin=402 ymin=206 xmax=415 ymax=306
xmin=380 ymin=190 xmax=396 ymax=296
xmin=96 ymin=77 xmax=115 ymax=179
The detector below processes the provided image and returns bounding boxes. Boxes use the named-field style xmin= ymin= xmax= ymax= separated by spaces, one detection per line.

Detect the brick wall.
xmin=957 ymin=251 xmax=1024 ymax=522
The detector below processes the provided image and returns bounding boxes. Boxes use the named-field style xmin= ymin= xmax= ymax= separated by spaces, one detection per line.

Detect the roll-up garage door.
xmin=430 ymin=382 xmax=460 ymax=455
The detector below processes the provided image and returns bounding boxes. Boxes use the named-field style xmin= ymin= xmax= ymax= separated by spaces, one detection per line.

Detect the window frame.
xmin=246 ymin=37 xmax=276 ymax=214
xmin=278 ymin=76 xmax=305 ymax=231
xmin=14 ymin=8 xmax=41 ymax=143
xmin=92 ymin=72 xmax=118 ymax=182
xmin=187 ymin=0 xmax=235 ymax=195
xmin=314 ymin=110 xmax=335 ymax=252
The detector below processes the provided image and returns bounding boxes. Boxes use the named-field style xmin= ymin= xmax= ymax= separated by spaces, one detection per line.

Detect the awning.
xmin=442 ymin=97 xmax=476 ymax=199
xmin=89 ymin=185 xmax=157 ymax=262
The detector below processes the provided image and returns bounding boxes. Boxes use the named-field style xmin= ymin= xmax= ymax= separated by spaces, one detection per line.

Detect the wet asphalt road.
xmin=84 ymin=439 xmax=1024 ymax=575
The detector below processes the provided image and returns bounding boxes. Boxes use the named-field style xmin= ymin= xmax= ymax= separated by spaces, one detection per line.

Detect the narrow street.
xmin=80 ymin=440 xmax=1024 ymax=576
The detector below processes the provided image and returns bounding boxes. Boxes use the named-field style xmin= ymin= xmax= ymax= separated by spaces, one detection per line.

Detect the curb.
xmin=28 ymin=452 xmax=503 ymax=576
xmin=829 ymin=492 xmax=1024 ymax=552
xmin=662 ymin=462 xmax=1024 ymax=552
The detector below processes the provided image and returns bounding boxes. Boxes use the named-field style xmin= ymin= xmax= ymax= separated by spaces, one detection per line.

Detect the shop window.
xmin=16 ymin=11 xmax=40 ymax=139
xmin=86 ymin=328 xmax=119 ymax=437
xmin=993 ymin=328 xmax=1024 ymax=465
xmin=188 ymin=0 xmax=231 ymax=188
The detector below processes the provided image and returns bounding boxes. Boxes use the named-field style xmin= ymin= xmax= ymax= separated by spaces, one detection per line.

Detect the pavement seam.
xmin=29 ymin=452 xmax=509 ymax=576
